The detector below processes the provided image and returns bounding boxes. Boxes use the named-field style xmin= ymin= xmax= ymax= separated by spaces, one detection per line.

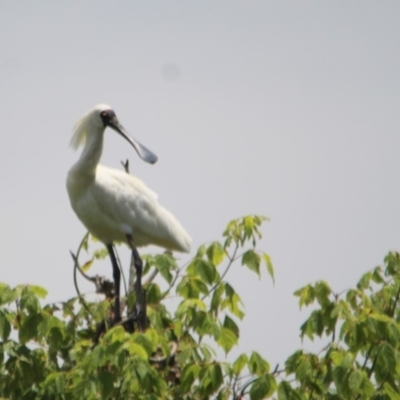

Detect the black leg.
xmin=106 ymin=244 xmax=121 ymax=323
xmin=126 ymin=235 xmax=147 ymax=331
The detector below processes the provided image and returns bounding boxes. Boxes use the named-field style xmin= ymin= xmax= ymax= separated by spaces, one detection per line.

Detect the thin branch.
xmin=161 ymin=263 xmax=186 ymax=300
xmin=145 ymin=267 xmax=159 ymax=285
xmin=71 ymin=251 xmax=92 ymax=315
xmin=239 ymin=377 xmax=257 ymax=397
xmin=355 ymin=348 xmax=380 ymax=400
xmin=272 ymin=363 xmax=280 ymax=374
xmin=71 ymin=251 xmax=95 ymax=283
xmin=361 ymin=344 xmax=374 ymax=371
xmin=72 ymin=232 xmax=91 ymax=281
xmin=231 ymin=373 xmax=239 ymax=399
xmin=121 ymin=159 xmax=130 ymax=173
xmin=368 ymin=352 xmax=379 ymax=379
xmin=71 ymin=251 xmax=115 ymax=298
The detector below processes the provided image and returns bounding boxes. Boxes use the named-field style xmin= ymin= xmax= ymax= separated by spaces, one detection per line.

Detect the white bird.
xmin=66 ymin=104 xmax=191 ymax=326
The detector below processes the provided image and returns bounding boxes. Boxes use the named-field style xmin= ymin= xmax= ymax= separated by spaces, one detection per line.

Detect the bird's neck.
xmin=73 ymin=128 xmax=104 ymax=177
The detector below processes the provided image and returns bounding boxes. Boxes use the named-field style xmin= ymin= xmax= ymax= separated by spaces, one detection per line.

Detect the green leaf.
xmin=217 ymin=327 xmax=238 ymax=354
xmin=376 ymin=342 xmax=396 ymax=374
xmin=299 ymin=310 xmax=324 ymax=340
xmin=19 ymin=286 xmax=41 ymax=313
xmin=371 ymin=267 xmax=384 ymax=284
xmin=330 ymin=350 xmax=344 ymax=366
xmin=196 ymin=244 xmax=207 ymax=258
xmin=250 ymin=375 xmax=276 ymax=400
xmin=48 ymin=326 xmax=64 ymax=350
xmin=199 ymin=343 xmax=215 ymax=362
xmin=294 ymin=284 xmax=315 ymax=308
xmin=198 ymin=364 xmax=224 ymax=397
xmin=223 ymin=218 xmax=240 ymax=242
xmin=81 ymin=259 xmax=94 ymax=272
xmin=278 ymin=381 xmax=302 ymax=400
xmin=314 ymin=281 xmax=331 ymax=307
xmin=133 ymin=331 xmax=158 ymax=356
xmin=42 ymin=372 xmax=67 ymax=395
xmin=191 ymin=259 xmax=218 ymax=285
xmin=368 ymin=312 xmax=393 ymax=323
xmin=177 ymin=276 xmax=208 ymax=298
xmin=174 ymin=320 xmax=183 ymax=337
xmin=19 ymin=313 xmax=43 ymax=344
xmin=242 ymin=250 xmax=261 ymax=277
xmin=98 ymin=370 xmax=115 ymax=398
xmin=333 ymin=366 xmax=350 ymax=395
xmin=180 ymin=364 xmax=200 ymax=394
xmin=341 ymin=353 xmax=355 ymax=369
xmin=232 ymin=354 xmax=248 ymax=375
xmin=209 ymin=363 xmax=223 ymax=391
xmin=262 ymin=253 xmax=275 ymax=282
xmin=222 ymin=284 xmax=245 ymax=319
xmin=284 ymin=350 xmax=303 ymax=374
xmin=357 ymin=271 xmax=372 ymax=290
xmin=296 ymin=354 xmax=313 ymax=381
xmin=125 ymin=342 xmax=149 ymax=360
xmin=146 ymin=283 xmax=162 ymax=304
xmin=248 ymin=351 xmax=270 ymax=375
xmin=0 ymin=310 xmax=11 ymax=341
xmin=29 ymin=285 xmax=48 ymax=299
xmin=210 ymin=283 xmax=225 ymax=314
xmin=348 ymin=370 xmax=363 ymax=391
xmin=244 ymin=216 xmax=255 ymax=236
xmin=0 ymin=283 xmax=18 ymax=306
xmin=154 ymin=253 xmax=176 ymax=284
xmin=383 ymin=382 xmax=400 ymax=400
xmin=207 ymin=242 xmax=226 ymax=266
xmin=93 ymin=248 xmax=109 ymax=260
xmin=223 ymin=315 xmax=239 ymax=338
xmin=176 ymin=298 xmax=207 ymax=317
xmin=360 ymin=375 xmax=376 ymax=398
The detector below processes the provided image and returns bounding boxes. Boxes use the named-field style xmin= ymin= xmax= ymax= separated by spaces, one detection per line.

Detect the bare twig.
xmin=71 ymin=251 xmax=92 ymax=315
xmin=161 ymin=263 xmax=185 ymax=300
xmin=239 ymin=377 xmax=257 ymax=397
xmin=145 ymin=268 xmax=159 ymax=285
xmin=121 ymin=159 xmax=130 ymax=173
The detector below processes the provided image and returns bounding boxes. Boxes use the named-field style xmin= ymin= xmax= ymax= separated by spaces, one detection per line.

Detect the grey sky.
xmin=1 ymin=1 xmax=399 ymax=365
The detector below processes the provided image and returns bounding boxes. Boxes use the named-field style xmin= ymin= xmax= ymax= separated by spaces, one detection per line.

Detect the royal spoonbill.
xmin=66 ymin=104 xmax=191 ymax=326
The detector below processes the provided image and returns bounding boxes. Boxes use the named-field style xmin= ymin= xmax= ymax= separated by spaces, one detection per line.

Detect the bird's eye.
xmin=101 ymin=112 xmax=108 ymax=117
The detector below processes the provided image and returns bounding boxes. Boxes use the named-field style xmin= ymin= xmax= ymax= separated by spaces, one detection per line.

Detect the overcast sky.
xmin=1 ymin=1 xmax=399 ymax=365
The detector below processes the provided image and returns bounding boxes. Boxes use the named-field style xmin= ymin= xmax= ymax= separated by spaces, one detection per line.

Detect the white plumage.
xmin=66 ymin=104 xmax=191 ymax=253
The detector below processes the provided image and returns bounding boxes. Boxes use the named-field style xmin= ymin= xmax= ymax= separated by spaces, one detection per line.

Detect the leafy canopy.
xmin=1 ymin=216 xmax=400 ymax=399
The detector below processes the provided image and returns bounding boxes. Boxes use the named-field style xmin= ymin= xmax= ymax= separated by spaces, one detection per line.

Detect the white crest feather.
xmin=70 ymin=104 xmax=112 ymax=150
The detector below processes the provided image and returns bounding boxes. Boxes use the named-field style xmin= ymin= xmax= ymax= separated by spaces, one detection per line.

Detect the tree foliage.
xmin=0 ymin=216 xmax=400 ymax=399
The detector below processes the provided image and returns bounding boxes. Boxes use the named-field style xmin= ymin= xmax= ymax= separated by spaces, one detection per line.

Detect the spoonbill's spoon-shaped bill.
xmin=99 ymin=109 xmax=158 ymax=165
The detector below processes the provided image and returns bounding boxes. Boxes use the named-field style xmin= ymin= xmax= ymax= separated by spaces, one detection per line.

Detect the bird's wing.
xmin=91 ymin=165 xmax=191 ymax=252
xmin=93 ymin=165 xmax=159 ymax=231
